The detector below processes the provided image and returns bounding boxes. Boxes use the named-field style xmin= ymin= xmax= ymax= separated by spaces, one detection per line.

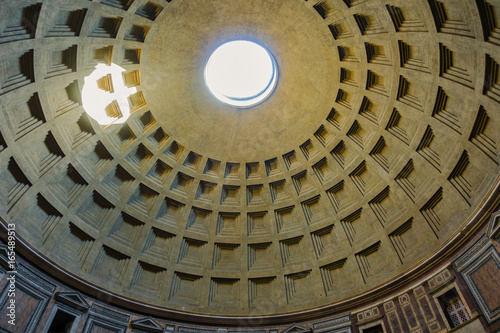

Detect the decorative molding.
xmin=355 ymin=306 xmax=382 ymax=325
xmin=0 ymin=265 xmax=54 ymax=332
xmin=282 ymin=324 xmax=312 ymax=333
xmin=427 ymin=268 xmax=454 ymax=294
xmin=55 ymin=292 xmax=90 ymax=312
xmin=89 ymin=303 xmax=130 ymax=324
xmin=487 ymin=210 xmax=500 ymax=240
xmin=456 ymin=244 xmax=500 ymax=323
xmin=131 ymin=316 xmax=164 ymax=332
xmin=313 ymin=314 xmax=351 ymax=332
xmin=455 ymin=235 xmax=491 ymax=269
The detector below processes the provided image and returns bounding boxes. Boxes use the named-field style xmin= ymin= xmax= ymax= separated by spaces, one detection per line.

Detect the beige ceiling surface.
xmin=143 ymin=0 xmax=337 ymax=161
xmin=0 ymin=0 xmax=499 ymax=318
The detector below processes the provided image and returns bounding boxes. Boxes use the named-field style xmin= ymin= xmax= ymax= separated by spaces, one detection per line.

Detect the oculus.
xmin=204 ymin=40 xmax=278 ymax=108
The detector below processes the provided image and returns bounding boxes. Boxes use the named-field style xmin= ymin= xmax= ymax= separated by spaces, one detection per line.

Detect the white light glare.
xmin=82 ymin=63 xmax=137 ymax=126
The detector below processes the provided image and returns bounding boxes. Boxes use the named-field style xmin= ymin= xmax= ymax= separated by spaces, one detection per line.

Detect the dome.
xmin=0 ymin=0 xmax=499 ymax=327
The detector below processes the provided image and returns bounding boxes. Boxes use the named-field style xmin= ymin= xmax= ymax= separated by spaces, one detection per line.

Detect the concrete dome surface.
xmin=0 ymin=0 xmax=499 ymax=330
